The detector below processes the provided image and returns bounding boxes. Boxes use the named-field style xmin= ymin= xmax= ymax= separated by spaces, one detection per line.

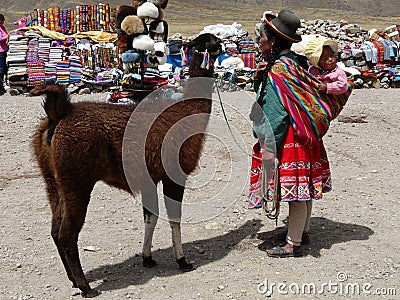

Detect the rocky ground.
xmin=0 ymin=88 xmax=399 ymax=299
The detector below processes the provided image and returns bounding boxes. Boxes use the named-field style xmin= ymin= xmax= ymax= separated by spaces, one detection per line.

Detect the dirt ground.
xmin=0 ymin=87 xmax=399 ymax=299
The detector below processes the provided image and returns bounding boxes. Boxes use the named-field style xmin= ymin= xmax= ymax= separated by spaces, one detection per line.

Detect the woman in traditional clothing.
xmin=250 ymin=10 xmax=337 ymax=257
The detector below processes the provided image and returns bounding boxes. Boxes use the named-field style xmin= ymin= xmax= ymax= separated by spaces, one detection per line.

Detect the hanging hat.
xmin=132 ymin=34 xmax=155 ymax=51
xmin=304 ymin=37 xmax=338 ymax=67
xmin=121 ymin=15 xmax=144 ymax=35
xmin=137 ymin=2 xmax=159 ymax=19
xmin=264 ymin=10 xmax=302 ymax=42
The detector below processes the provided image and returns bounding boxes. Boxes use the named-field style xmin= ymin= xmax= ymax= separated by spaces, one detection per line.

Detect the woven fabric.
xmin=240 ymin=52 xmax=256 ymax=69
xmin=268 ymin=57 xmax=351 ymax=147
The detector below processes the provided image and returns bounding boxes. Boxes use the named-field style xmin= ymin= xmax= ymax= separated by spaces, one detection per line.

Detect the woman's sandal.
xmin=267 ymin=244 xmax=304 ymax=258
xmin=275 ymin=231 xmax=310 ymax=245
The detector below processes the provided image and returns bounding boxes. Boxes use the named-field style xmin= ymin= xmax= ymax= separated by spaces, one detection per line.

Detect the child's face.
xmin=318 ymin=46 xmax=337 ymax=71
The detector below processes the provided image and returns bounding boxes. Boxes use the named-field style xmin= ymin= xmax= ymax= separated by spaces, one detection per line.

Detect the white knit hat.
xmin=137 ymin=2 xmax=159 ymax=19
xmin=304 ymin=37 xmax=338 ymax=68
xmin=132 ymin=35 xmax=155 ymax=51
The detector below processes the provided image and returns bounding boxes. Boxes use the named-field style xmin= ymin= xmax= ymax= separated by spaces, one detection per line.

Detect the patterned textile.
xmin=224 ymin=42 xmax=239 ymax=56
xmin=240 ymin=52 xmax=256 ymax=69
xmin=238 ymin=40 xmax=256 ymax=53
xmin=268 ymin=57 xmax=351 ymax=147
xmin=267 ymin=125 xmax=331 ymax=202
xmin=27 ymin=61 xmax=45 ymax=86
xmin=371 ymin=40 xmax=385 ymax=63
xmin=248 ymin=142 xmax=264 ymax=208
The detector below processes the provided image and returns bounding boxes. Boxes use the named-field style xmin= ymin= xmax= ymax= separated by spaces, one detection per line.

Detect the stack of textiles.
xmin=238 ymin=39 xmax=256 ymax=69
xmin=49 ymin=47 xmax=63 ymax=63
xmin=44 ymin=62 xmax=57 ymax=83
xmin=26 ymin=38 xmax=39 ymax=62
xmin=6 ymin=33 xmax=29 ymax=86
xmin=26 ymin=38 xmax=45 ymax=86
xmin=69 ymin=55 xmax=82 ymax=84
xmin=143 ymin=67 xmax=169 ymax=86
xmin=44 ymin=46 xmax=64 ymax=83
xmin=56 ymin=60 xmax=70 ymax=84
xmin=38 ymin=38 xmax=51 ymax=63
xmin=27 ymin=61 xmax=45 ymax=86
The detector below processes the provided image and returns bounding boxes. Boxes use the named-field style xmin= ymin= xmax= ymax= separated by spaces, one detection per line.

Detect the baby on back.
xmin=304 ymin=37 xmax=348 ymax=95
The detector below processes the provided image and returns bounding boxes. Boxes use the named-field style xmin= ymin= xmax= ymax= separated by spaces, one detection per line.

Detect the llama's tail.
xmin=30 ymin=83 xmax=72 ymax=126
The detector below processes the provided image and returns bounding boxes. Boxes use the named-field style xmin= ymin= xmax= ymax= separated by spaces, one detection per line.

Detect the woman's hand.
xmin=253 ymin=61 xmax=269 ymax=80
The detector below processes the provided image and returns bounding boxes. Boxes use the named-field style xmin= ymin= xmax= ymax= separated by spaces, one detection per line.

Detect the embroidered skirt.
xmin=272 ymin=125 xmax=332 ymax=202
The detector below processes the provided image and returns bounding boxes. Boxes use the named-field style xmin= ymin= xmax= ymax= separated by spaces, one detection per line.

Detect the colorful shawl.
xmin=268 ymin=57 xmax=352 ymax=146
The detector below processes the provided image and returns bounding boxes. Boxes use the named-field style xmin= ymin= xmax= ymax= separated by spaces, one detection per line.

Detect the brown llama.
xmin=31 ymin=33 xmax=222 ymax=298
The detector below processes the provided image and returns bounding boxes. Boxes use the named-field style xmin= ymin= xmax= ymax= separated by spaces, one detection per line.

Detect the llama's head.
xmin=185 ymin=33 xmax=222 ymax=78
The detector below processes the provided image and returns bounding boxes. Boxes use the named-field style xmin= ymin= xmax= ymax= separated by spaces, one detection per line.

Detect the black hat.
xmin=265 ymin=10 xmax=302 ymax=43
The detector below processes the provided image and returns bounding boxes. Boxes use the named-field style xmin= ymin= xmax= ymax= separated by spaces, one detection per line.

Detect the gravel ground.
xmin=0 ymin=88 xmax=399 ymax=299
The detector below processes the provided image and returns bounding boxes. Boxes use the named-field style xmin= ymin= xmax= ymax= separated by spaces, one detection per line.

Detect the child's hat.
xmin=304 ymin=37 xmax=338 ymax=67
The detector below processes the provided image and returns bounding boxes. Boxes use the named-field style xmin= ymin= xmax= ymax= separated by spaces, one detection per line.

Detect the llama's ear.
xmin=159 ymin=0 xmax=169 ymax=9
xmin=148 ymin=0 xmax=169 ymax=9
xmin=115 ymin=5 xmax=138 ymax=30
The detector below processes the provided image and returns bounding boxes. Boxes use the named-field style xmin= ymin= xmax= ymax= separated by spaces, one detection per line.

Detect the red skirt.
xmin=270 ymin=125 xmax=331 ymax=202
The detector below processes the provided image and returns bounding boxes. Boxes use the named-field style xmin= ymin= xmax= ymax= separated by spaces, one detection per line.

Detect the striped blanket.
xmin=268 ymin=57 xmax=352 ymax=146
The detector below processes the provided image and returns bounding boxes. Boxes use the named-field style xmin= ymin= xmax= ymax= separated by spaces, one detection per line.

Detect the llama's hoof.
xmin=81 ymin=288 xmax=101 ymax=298
xmin=143 ymin=255 xmax=157 ymax=268
xmin=177 ymin=257 xmax=195 ymax=272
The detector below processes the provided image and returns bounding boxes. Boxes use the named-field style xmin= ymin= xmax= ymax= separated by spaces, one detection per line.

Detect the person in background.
xmin=0 ymin=13 xmax=9 ymax=95
xmin=304 ymin=37 xmax=348 ymax=95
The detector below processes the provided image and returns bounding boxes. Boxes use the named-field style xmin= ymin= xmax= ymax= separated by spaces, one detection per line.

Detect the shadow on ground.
xmin=86 ymin=219 xmax=262 ymax=292
xmin=256 ymin=217 xmax=374 ymax=258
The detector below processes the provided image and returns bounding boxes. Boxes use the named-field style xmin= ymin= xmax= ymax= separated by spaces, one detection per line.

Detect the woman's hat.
xmin=304 ymin=37 xmax=338 ymax=67
xmin=264 ymin=10 xmax=302 ymax=43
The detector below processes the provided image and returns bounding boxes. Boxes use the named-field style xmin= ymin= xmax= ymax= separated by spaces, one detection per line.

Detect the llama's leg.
xmin=45 ymin=177 xmax=77 ymax=287
xmin=141 ymin=187 xmax=159 ymax=268
xmin=162 ymin=176 xmax=194 ymax=272
xmin=57 ymin=189 xmax=100 ymax=298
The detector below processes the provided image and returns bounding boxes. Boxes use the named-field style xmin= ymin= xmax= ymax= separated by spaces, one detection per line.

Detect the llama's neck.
xmin=188 ymin=53 xmax=215 ymax=78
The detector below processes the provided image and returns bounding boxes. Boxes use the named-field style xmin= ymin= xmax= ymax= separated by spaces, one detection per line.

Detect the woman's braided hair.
xmin=257 ymin=23 xmax=293 ymax=106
